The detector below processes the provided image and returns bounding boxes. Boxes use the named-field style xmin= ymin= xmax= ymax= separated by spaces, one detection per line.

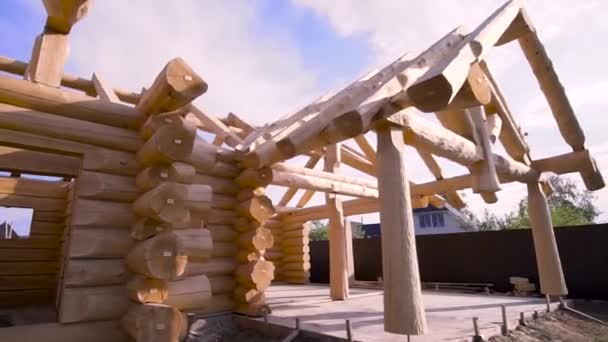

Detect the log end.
xmin=43 ymin=0 xmax=92 ymax=34
xmin=166 ymin=57 xmax=208 ymax=100
xmin=406 ymin=74 xmax=454 ymax=113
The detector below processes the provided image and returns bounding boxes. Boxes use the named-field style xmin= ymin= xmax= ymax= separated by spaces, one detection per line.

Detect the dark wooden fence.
xmin=309 ymin=224 xmax=608 ymax=299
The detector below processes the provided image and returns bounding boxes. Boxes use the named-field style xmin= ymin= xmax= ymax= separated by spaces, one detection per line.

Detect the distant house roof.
xmin=361 ymin=203 xmax=466 ymax=238
xmin=413 ymin=204 xmax=447 ymax=213
xmin=362 ymin=223 xmax=381 ymax=238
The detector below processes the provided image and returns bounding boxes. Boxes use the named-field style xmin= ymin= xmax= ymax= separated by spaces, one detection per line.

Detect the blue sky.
xmin=1 ymin=0 xmax=608 ymax=227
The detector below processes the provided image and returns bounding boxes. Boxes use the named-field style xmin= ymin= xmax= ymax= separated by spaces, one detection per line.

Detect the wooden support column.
xmin=376 ymin=124 xmax=427 ymax=335
xmin=25 ymin=0 xmax=92 ymax=87
xmin=344 ymin=219 xmax=355 ymax=287
xmin=324 ymin=143 xmax=349 ymax=300
xmin=25 ymin=30 xmax=70 ymax=87
xmin=527 ymin=182 xmax=567 ymax=295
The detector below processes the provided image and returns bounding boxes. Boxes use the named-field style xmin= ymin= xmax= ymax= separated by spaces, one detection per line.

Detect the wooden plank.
xmin=0 ymin=193 xmax=65 ymax=211
xmin=33 ymin=210 xmax=66 ymax=223
xmin=30 ymin=221 xmax=65 ymax=235
xmin=0 ymin=236 xmax=61 ymax=249
xmin=0 ymin=274 xmax=56 ymax=290
xmin=0 ymin=176 xmax=69 ymax=199
xmin=0 ymin=261 xmax=59 ymax=275
xmin=0 ymin=145 xmax=80 ymax=177
xmin=0 ymin=248 xmax=60 ymax=261
xmin=0 ymin=288 xmax=55 ymax=307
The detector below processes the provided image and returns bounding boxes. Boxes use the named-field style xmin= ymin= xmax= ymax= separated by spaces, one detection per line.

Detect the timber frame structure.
xmin=0 ymin=0 xmax=604 ymax=340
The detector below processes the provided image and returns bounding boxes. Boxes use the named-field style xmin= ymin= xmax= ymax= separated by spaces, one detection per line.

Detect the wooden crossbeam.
xmin=479 ymin=61 xmax=530 ymax=162
xmin=190 ymin=107 xmax=243 ymax=148
xmin=405 ymin=0 xmax=524 ymax=112
xmin=353 ymin=135 xmax=377 ymax=165
xmin=416 ymin=150 xmax=466 ymax=209
xmin=278 ymin=155 xmax=321 ymax=207
xmin=91 ymin=73 xmax=120 ymax=103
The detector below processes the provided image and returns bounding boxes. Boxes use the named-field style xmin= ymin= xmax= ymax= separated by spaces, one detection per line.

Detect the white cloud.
xmin=67 ymin=0 xmax=322 ymax=125
xmin=290 ymin=0 xmax=602 ymax=66
xmin=37 ymin=0 xmax=608 ymax=222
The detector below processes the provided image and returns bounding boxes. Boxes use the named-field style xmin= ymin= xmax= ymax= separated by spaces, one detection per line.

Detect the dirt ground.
xmin=489 ymin=310 xmax=608 ymax=342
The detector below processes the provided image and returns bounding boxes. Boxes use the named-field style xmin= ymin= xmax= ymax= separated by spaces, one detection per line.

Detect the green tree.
xmin=309 ymin=220 xmax=329 ymax=241
xmin=308 ymin=219 xmax=368 ymax=241
xmin=462 ymin=176 xmax=600 ymax=230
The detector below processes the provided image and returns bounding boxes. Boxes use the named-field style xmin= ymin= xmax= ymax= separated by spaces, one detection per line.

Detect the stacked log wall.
xmin=0 ymin=71 xmax=241 ymax=328
xmin=268 ymin=219 xmax=311 ymax=284
xmin=0 ymin=176 xmax=71 ymax=307
xmin=232 ymin=169 xmax=276 ymax=316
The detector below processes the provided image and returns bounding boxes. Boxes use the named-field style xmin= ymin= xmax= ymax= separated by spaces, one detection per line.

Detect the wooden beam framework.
xmin=0 ymin=0 xmax=604 ymax=339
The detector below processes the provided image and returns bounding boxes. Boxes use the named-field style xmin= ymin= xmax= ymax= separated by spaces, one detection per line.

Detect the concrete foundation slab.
xmin=264 ymin=284 xmax=559 ymax=341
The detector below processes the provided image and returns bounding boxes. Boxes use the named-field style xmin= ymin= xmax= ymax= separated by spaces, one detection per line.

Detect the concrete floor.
xmin=265 ymin=284 xmax=559 ymax=341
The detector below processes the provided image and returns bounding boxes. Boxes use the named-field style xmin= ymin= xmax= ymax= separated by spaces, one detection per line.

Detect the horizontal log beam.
xmin=0 ymin=74 xmax=141 ymax=128
xmin=270 ymin=169 xmax=378 ymax=199
xmin=387 ymin=111 xmax=540 ymax=182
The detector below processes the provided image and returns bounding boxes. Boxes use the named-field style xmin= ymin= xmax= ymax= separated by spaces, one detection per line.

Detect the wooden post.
xmin=25 ymin=31 xmax=70 ymax=87
xmin=526 ymin=182 xmax=567 ymax=295
xmin=324 ymin=143 xmax=349 ymax=300
xmin=344 ymin=219 xmax=355 ymax=287
xmin=376 ymin=124 xmax=427 ymax=335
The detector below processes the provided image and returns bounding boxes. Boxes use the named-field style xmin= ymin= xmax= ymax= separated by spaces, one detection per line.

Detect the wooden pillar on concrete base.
xmin=324 ymin=143 xmax=349 ymax=300
xmin=376 ymin=124 xmax=427 ymax=335
xmin=527 ymin=182 xmax=567 ymax=296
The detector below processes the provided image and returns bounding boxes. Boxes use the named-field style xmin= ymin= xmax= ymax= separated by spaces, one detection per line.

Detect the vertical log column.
xmin=325 ymin=144 xmax=349 ymax=300
xmin=234 ymin=169 xmax=276 ymax=316
xmin=527 ymin=182 xmax=567 ymax=295
xmin=25 ymin=0 xmax=92 ymax=87
xmin=123 ymin=58 xmax=212 ymax=342
xmin=376 ymin=124 xmax=427 ymax=335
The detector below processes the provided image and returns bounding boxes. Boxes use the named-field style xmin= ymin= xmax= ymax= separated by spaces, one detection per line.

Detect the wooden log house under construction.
xmin=0 ymin=0 xmax=604 ymax=340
